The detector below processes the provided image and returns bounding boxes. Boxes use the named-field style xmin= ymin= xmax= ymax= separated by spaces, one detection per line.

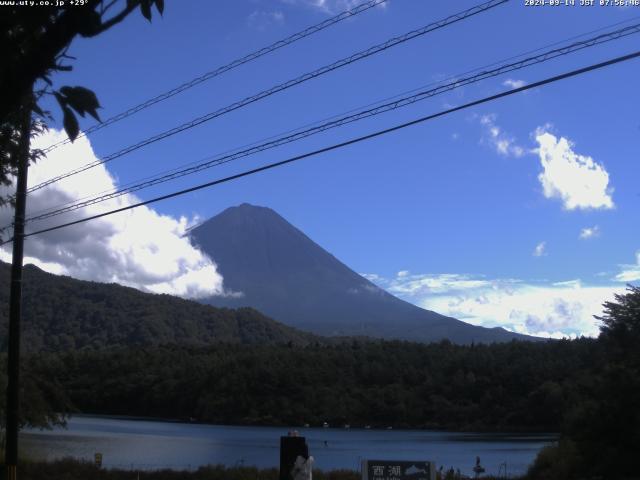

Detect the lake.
xmin=21 ymin=416 xmax=555 ymax=478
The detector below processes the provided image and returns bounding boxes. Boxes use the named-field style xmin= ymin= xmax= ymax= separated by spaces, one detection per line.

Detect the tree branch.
xmin=101 ymin=0 xmax=120 ymax=16
xmin=87 ymin=1 xmax=140 ymax=37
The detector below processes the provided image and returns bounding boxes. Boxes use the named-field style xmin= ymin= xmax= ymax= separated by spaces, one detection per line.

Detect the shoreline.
xmin=65 ymin=413 xmax=560 ymax=436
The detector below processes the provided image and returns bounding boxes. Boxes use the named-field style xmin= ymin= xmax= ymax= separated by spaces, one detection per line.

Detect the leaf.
xmin=60 ymin=86 xmax=102 ymax=122
xmin=61 ymin=88 xmax=86 ymax=117
xmin=155 ymin=0 xmax=164 ymax=15
xmin=54 ymin=92 xmax=67 ymax=109
xmin=77 ymin=10 xmax=103 ymax=37
xmin=140 ymin=0 xmax=152 ymax=21
xmin=62 ymin=107 xmax=80 ymax=142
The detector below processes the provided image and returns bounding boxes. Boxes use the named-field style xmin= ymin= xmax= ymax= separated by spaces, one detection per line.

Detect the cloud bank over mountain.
xmin=363 ymin=271 xmax=624 ymax=338
xmin=0 ymin=129 xmax=226 ymax=299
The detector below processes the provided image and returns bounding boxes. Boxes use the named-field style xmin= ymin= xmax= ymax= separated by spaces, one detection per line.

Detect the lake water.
xmin=21 ymin=416 xmax=555 ymax=478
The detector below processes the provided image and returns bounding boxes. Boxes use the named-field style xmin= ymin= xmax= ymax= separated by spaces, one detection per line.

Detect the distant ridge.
xmin=191 ymin=203 xmax=538 ymax=344
xmin=0 ymin=261 xmax=318 ymax=352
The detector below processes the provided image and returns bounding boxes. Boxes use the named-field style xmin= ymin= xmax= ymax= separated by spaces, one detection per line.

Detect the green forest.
xmin=17 ymin=338 xmax=592 ymax=431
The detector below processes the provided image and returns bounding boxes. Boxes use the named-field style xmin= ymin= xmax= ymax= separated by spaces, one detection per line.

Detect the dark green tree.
xmin=578 ymin=285 xmax=640 ymax=478
xmin=597 ymin=285 xmax=640 ymax=358
xmin=527 ymin=285 xmax=640 ymax=480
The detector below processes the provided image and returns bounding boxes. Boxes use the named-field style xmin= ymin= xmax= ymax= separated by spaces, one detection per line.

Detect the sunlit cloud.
xmin=247 ymin=10 xmax=285 ymax=30
xmin=615 ymin=251 xmax=640 ymax=282
xmin=281 ymin=0 xmax=388 ymax=14
xmin=0 ymin=129 xmax=230 ymax=299
xmin=502 ymin=78 xmax=527 ymax=89
xmin=534 ymin=127 xmax=614 ymax=210
xmin=533 ymin=241 xmax=547 ymax=257
xmin=579 ymin=225 xmax=600 ymax=240
xmin=479 ymin=114 xmax=525 ymax=158
xmin=367 ymin=271 xmax=623 ymax=338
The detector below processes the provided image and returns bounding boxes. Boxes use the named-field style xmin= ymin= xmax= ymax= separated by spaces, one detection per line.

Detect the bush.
xmin=525 ymin=441 xmax=583 ymax=480
xmin=16 ymin=459 xmax=361 ymax=480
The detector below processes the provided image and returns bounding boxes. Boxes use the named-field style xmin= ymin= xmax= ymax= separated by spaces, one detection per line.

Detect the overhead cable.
xmin=40 ymin=0 xmax=390 ymax=153
xmin=24 ymin=22 xmax=640 ymax=223
xmin=2 ymin=48 xmax=636 ymax=245
xmin=28 ymin=0 xmax=509 ymax=193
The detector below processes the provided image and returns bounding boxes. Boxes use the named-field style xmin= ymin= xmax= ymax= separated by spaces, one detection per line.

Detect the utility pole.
xmin=4 ymin=98 xmax=32 ymax=480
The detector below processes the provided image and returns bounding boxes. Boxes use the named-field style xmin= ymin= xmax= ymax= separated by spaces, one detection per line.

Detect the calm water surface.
xmin=22 ymin=416 xmax=555 ymax=477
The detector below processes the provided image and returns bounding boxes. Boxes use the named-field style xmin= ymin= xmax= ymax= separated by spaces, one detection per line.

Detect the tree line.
xmin=7 ymin=337 xmax=595 ymax=432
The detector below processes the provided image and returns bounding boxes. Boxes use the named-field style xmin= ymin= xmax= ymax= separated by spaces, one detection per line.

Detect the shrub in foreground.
xmin=18 ymin=459 xmax=361 ymax=480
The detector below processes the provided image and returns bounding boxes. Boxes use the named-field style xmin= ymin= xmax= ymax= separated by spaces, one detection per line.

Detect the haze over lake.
xmin=22 ymin=416 xmax=555 ymax=477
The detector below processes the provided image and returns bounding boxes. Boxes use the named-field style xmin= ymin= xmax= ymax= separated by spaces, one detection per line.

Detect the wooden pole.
xmin=4 ymin=100 xmax=32 ymax=480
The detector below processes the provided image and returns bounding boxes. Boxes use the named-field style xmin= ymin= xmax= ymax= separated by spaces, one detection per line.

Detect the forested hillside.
xmin=21 ymin=338 xmax=594 ymax=432
xmin=0 ymin=262 xmax=318 ymax=351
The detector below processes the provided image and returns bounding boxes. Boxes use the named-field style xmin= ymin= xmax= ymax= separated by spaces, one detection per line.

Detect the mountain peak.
xmin=198 ymin=203 xmax=286 ymax=229
xmin=191 ymin=203 xmax=343 ymax=282
xmin=224 ymin=202 xmax=277 ymax=215
xmin=190 ymin=205 xmax=537 ymax=344
xmin=229 ymin=202 xmax=272 ymax=213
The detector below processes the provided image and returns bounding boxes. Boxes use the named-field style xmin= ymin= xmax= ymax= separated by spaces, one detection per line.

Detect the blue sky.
xmin=3 ymin=0 xmax=639 ymax=337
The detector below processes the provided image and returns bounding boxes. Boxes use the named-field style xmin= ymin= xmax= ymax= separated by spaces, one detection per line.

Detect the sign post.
xmin=362 ymin=460 xmax=436 ymax=480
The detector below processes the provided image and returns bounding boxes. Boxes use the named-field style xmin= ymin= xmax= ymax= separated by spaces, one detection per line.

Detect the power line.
xmin=3 ymin=48 xmax=637 ymax=245
xmin=35 ymin=10 xmax=640 ymax=165
xmin=24 ymin=16 xmax=640 ymax=221
xmin=40 ymin=0 xmax=389 ymax=154
xmin=23 ymin=22 xmax=640 ymax=224
xmin=32 ymin=0 xmax=507 ymax=191
xmin=27 ymin=0 xmax=509 ymax=194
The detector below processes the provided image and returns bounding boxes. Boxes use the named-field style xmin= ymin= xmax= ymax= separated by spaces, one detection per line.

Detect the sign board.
xmin=94 ymin=452 xmax=103 ymax=468
xmin=362 ymin=460 xmax=435 ymax=480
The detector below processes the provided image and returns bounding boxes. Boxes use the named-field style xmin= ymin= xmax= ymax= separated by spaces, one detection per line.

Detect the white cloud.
xmin=367 ymin=271 xmax=623 ymax=338
xmin=579 ymin=225 xmax=600 ymax=240
xmin=479 ymin=114 xmax=525 ymax=158
xmin=0 ymin=129 xmax=228 ymax=299
xmin=552 ymin=279 xmax=581 ymax=288
xmin=247 ymin=10 xmax=285 ymax=30
xmin=533 ymin=241 xmax=546 ymax=257
xmin=502 ymin=78 xmax=527 ymax=89
xmin=534 ymin=128 xmax=614 ymax=210
xmin=291 ymin=0 xmax=388 ymax=13
xmin=615 ymin=251 xmax=640 ymax=282
xmin=361 ymin=272 xmax=383 ymax=282
xmin=385 ymin=272 xmax=493 ymax=296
